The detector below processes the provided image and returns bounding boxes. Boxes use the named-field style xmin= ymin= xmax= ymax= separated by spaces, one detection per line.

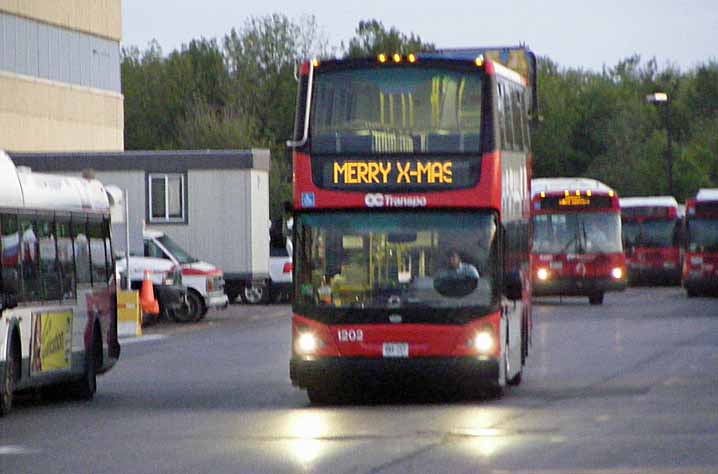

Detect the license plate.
xmin=382 ymin=343 xmax=409 ymax=358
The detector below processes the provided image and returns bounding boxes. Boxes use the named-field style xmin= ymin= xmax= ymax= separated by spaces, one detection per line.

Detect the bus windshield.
xmin=640 ymin=220 xmax=677 ymax=248
xmin=311 ymin=66 xmax=484 ymax=154
xmin=294 ymin=211 xmax=497 ymax=317
xmin=688 ymin=219 xmax=718 ymax=252
xmin=534 ymin=213 xmax=622 ymax=254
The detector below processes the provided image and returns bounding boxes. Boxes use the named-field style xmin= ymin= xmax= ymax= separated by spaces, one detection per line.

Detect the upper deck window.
xmin=310 ymin=66 xmax=484 ymax=154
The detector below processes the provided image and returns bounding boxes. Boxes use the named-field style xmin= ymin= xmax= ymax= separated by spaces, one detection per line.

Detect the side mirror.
xmin=503 ymin=271 xmax=523 ymax=301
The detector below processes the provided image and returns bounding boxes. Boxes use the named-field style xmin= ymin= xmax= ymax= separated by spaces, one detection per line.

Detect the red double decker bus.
xmin=683 ymin=189 xmax=718 ymax=296
xmin=531 ymin=178 xmax=627 ymax=305
xmin=288 ymin=51 xmax=534 ymax=403
xmin=620 ymin=196 xmax=683 ymax=285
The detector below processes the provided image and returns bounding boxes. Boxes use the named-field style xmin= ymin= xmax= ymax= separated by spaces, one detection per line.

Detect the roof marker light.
xmin=311 ymin=58 xmax=320 ymax=68
xmin=540 ymin=192 xmax=546 ymax=198
xmin=407 ymin=53 xmax=417 ymax=63
xmin=609 ymin=190 xmax=615 ymax=197
xmin=587 ymin=190 xmax=592 ymax=197
xmin=576 ymin=190 xmax=580 ymax=196
xmin=475 ymin=55 xmax=484 ymax=67
xmin=564 ymin=190 xmax=569 ymax=197
xmin=378 ymin=53 xmax=387 ymax=63
xmin=392 ymin=53 xmax=402 ymax=63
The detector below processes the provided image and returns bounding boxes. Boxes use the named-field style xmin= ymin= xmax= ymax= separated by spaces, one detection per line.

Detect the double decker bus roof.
xmin=531 ymin=177 xmax=615 ymax=198
xmin=619 ymin=196 xmax=678 ymax=209
xmin=0 ymin=150 xmax=110 ymax=213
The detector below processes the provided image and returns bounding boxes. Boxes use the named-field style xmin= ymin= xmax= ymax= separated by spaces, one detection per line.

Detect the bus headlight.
xmin=296 ymin=333 xmax=321 ymax=354
xmin=537 ymin=268 xmax=549 ymax=281
xmin=611 ymin=267 xmax=623 ymax=279
xmin=473 ymin=330 xmax=495 ymax=354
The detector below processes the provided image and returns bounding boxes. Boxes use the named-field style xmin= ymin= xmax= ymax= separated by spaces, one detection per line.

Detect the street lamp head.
xmin=646 ymin=92 xmax=669 ymax=103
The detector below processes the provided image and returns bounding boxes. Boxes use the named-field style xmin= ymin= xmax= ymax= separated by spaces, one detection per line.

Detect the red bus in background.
xmin=531 ymin=178 xmax=627 ymax=305
xmin=288 ymin=50 xmax=535 ymax=403
xmin=620 ymin=196 xmax=683 ymax=285
xmin=683 ymin=188 xmax=718 ymax=297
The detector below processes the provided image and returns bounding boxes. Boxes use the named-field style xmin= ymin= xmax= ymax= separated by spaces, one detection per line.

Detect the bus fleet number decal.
xmin=337 ymin=329 xmax=364 ymax=342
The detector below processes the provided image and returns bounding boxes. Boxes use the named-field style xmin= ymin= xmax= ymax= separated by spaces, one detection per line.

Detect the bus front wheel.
xmin=589 ymin=292 xmax=604 ymax=305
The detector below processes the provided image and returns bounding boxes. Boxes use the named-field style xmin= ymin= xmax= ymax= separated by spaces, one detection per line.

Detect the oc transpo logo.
xmin=364 ymin=193 xmax=428 ymax=208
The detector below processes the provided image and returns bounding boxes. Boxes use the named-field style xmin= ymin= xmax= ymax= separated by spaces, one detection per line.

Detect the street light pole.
xmin=646 ymin=92 xmax=674 ymax=196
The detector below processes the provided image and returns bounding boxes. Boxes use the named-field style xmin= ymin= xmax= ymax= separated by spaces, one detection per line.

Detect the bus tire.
xmin=507 ymin=371 xmax=523 ymax=386
xmin=307 ymin=385 xmax=339 ymax=405
xmin=1 ymin=334 xmax=18 ymax=416
xmin=588 ymin=292 xmax=604 ymax=305
xmin=74 ymin=331 xmax=99 ymax=400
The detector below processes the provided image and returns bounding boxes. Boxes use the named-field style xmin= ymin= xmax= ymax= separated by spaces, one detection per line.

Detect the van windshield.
xmin=157 ymin=235 xmax=197 ymax=264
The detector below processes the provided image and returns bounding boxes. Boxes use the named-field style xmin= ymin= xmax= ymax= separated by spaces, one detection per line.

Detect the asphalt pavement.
xmin=2 ymin=288 xmax=717 ymax=474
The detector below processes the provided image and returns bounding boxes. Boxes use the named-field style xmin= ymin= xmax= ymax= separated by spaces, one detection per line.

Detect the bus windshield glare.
xmin=688 ymin=219 xmax=718 ymax=252
xmin=534 ymin=213 xmax=622 ymax=254
xmin=294 ymin=211 xmax=497 ymax=315
xmin=311 ymin=67 xmax=483 ymax=154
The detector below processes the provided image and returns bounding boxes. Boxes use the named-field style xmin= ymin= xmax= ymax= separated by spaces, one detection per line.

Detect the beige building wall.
xmin=0 ymin=0 xmax=121 ymax=41
xmin=0 ymin=72 xmax=124 ymax=152
xmin=0 ymin=1 xmax=124 ymax=152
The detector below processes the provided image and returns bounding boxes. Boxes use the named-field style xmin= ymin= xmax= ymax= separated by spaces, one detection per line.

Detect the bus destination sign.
xmin=321 ymin=158 xmax=477 ymax=190
xmin=540 ymin=195 xmax=612 ymax=210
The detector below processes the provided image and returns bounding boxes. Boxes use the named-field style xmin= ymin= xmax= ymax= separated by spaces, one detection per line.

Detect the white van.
xmin=143 ymin=229 xmax=228 ymax=319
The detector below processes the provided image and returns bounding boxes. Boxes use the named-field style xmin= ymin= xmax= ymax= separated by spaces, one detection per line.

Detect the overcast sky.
xmin=123 ymin=0 xmax=717 ymax=72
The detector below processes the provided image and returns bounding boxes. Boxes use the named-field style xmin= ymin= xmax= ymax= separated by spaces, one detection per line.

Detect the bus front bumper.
xmin=532 ymin=277 xmax=626 ymax=296
xmin=290 ymin=356 xmax=499 ymax=389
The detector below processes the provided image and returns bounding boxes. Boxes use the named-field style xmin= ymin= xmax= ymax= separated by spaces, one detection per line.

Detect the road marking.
xmin=0 ymin=445 xmax=38 ymax=455
xmin=119 ymin=334 xmax=168 ymax=345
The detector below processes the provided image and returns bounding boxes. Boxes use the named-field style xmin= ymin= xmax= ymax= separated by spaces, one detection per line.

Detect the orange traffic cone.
xmin=140 ymin=270 xmax=160 ymax=315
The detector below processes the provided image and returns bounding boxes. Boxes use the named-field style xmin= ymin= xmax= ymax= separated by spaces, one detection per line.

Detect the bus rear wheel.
xmin=1 ymin=338 xmax=17 ymax=416
xmin=588 ymin=292 xmax=604 ymax=305
xmin=73 ymin=331 xmax=99 ymax=400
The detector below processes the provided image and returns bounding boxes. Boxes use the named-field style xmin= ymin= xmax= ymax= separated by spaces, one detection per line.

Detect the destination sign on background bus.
xmin=319 ymin=158 xmax=477 ymax=190
xmin=539 ymin=195 xmax=613 ymax=210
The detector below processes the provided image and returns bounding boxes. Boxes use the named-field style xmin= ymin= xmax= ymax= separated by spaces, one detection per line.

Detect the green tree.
xmin=343 ymin=20 xmax=434 ymax=58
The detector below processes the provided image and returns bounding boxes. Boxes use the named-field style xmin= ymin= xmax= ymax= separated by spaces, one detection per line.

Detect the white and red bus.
xmin=1 ymin=151 xmax=119 ymax=416
xmin=620 ymin=196 xmax=683 ymax=285
xmin=531 ymin=178 xmax=626 ymax=305
xmin=683 ymin=188 xmax=718 ymax=296
xmin=288 ymin=50 xmax=535 ymax=403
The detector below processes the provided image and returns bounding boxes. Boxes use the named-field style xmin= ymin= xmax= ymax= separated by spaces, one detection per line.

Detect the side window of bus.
xmin=73 ymin=220 xmax=92 ymax=285
xmin=37 ymin=217 xmax=62 ymax=301
xmin=496 ymin=83 xmax=506 ymax=149
xmin=511 ymin=87 xmax=525 ymax=151
xmin=501 ymin=82 xmax=515 ymax=150
xmin=104 ymin=219 xmax=113 ymax=276
xmin=56 ymin=219 xmax=76 ymax=300
xmin=18 ymin=216 xmax=41 ymax=301
xmin=1 ymin=213 xmax=22 ymax=298
xmin=88 ymin=221 xmax=108 ymax=285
